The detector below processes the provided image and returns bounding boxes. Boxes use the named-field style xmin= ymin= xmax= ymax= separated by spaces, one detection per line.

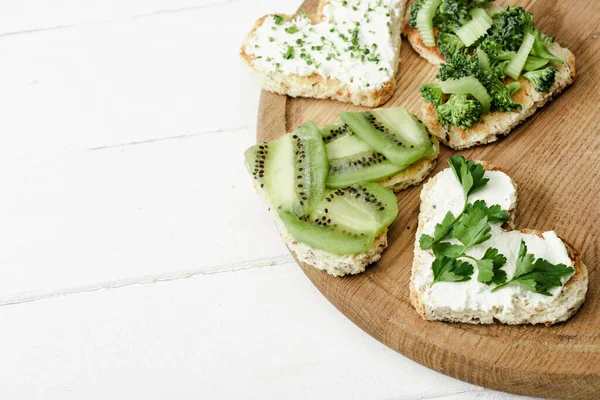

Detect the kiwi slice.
xmin=278 ymin=210 xmax=375 ymax=255
xmin=244 ymin=121 xmax=328 ymax=216
xmin=312 ymin=183 xmax=398 ymax=236
xmin=327 ymin=151 xmax=402 ymax=188
xmin=324 ymin=128 xmax=402 ymax=188
xmin=321 ymin=123 xmax=351 ymax=143
xmin=340 ymin=107 xmax=436 ymax=171
xmin=278 ymin=182 xmax=398 ymax=255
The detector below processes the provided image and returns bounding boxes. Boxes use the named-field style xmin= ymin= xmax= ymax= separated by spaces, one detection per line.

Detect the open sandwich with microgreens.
xmin=240 ymin=0 xmax=407 ymax=107
xmin=411 ymin=155 xmax=588 ymax=325
xmin=402 ymin=1 xmax=575 ymax=149
xmin=245 ymin=107 xmax=438 ymax=276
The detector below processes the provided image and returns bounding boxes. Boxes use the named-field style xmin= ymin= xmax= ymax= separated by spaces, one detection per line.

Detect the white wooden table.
xmin=0 ymin=1 xmax=530 ymax=398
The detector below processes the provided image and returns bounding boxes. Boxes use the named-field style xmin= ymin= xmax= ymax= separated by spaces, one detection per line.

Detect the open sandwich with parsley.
xmin=245 ymin=106 xmax=438 ymax=276
xmin=240 ymin=0 xmax=407 ymax=107
xmin=402 ymin=1 xmax=575 ymax=149
xmin=411 ymin=156 xmax=588 ymax=325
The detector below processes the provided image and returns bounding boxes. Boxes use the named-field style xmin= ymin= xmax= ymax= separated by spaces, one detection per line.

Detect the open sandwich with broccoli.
xmin=403 ymin=1 xmax=575 ymax=149
xmin=245 ymin=107 xmax=439 ymax=276
xmin=411 ymin=156 xmax=588 ymax=325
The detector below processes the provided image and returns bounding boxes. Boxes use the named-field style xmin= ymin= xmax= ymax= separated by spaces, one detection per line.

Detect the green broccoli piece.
xmin=523 ymin=66 xmax=556 ymax=92
xmin=480 ymin=7 xmax=561 ymax=67
xmin=505 ymin=81 xmax=521 ymax=96
xmin=436 ymin=52 xmax=521 ymax=112
xmin=408 ymin=0 xmax=425 ymax=29
xmin=480 ymin=71 xmax=522 ymax=112
xmin=437 ymin=32 xmax=466 ymax=58
xmin=480 ymin=7 xmax=533 ymax=52
xmin=436 ymin=93 xmax=483 ymax=129
xmin=488 ymin=50 xmax=515 ymax=79
xmin=436 ymin=52 xmax=480 ymax=81
xmin=421 ymin=83 xmax=445 ymax=106
xmin=434 ymin=0 xmax=493 ymax=33
xmin=410 ymin=0 xmax=493 ymax=35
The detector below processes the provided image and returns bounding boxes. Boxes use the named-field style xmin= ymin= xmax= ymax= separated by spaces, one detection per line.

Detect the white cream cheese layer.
xmin=246 ymin=0 xmax=402 ymax=90
xmin=414 ymin=168 xmax=574 ymax=316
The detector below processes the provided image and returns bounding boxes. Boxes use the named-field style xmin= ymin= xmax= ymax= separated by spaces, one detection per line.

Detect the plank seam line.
xmin=86 ymin=124 xmax=253 ymax=151
xmin=0 ymin=253 xmax=293 ymax=307
xmin=384 ymin=387 xmax=486 ymax=400
xmin=0 ymin=0 xmax=244 ymax=39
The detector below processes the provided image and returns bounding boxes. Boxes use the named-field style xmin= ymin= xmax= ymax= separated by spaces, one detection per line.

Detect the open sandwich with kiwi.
xmin=245 ymin=107 xmax=439 ymax=276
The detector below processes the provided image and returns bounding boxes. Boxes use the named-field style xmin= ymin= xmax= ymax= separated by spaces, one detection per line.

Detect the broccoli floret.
xmin=488 ymin=50 xmax=515 ymax=79
xmin=479 ymin=71 xmax=521 ymax=112
xmin=436 ymin=52 xmax=520 ymax=112
xmin=436 ymin=93 xmax=483 ymax=129
xmin=410 ymin=0 xmax=493 ymax=34
xmin=437 ymin=32 xmax=466 ymax=58
xmin=434 ymin=0 xmax=493 ymax=33
xmin=505 ymin=81 xmax=521 ymax=96
xmin=480 ymin=7 xmax=561 ymax=68
xmin=436 ymin=52 xmax=480 ymax=81
xmin=421 ymin=83 xmax=445 ymax=106
xmin=523 ymin=66 xmax=556 ymax=92
xmin=408 ymin=0 xmax=425 ymax=29
xmin=480 ymin=7 xmax=533 ymax=52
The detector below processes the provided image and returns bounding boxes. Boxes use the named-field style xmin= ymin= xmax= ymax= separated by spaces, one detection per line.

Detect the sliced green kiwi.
xmin=324 ymin=128 xmax=403 ymax=187
xmin=321 ymin=123 xmax=351 ymax=143
xmin=277 ymin=182 xmax=398 ymax=255
xmin=278 ymin=210 xmax=375 ymax=255
xmin=312 ymin=183 xmax=398 ymax=236
xmin=245 ymin=121 xmax=328 ymax=216
xmin=340 ymin=107 xmax=436 ymax=171
xmin=327 ymin=150 xmax=402 ymax=188
xmin=325 ymin=133 xmax=372 ymax=159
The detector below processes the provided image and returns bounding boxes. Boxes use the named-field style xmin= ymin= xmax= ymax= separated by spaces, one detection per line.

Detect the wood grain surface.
xmin=255 ymin=0 xmax=600 ymax=397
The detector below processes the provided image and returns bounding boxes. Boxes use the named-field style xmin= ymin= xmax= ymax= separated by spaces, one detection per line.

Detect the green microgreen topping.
xmin=282 ymin=46 xmax=294 ymax=59
xmin=285 ymin=25 xmax=299 ymax=34
xmin=273 ymin=15 xmax=284 ymax=25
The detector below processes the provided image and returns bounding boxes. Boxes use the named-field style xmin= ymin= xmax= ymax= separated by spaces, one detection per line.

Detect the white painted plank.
xmin=0 ymin=0 xmax=297 ymax=36
xmin=0 ymin=129 xmax=291 ymax=303
xmin=0 ymin=263 xmax=523 ymax=399
xmin=0 ymin=0 xmax=299 ymax=161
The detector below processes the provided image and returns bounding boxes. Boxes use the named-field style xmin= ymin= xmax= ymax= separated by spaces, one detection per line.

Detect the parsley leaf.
xmin=451 ymin=206 xmax=491 ymax=248
xmin=476 ymin=247 xmax=507 ymax=284
xmin=465 ymin=200 xmax=510 ymax=223
xmin=432 ymin=256 xmax=474 ymax=284
xmin=273 ymin=15 xmax=284 ymax=25
xmin=448 ymin=155 xmax=489 ymax=197
xmin=419 ymin=211 xmax=456 ymax=249
xmin=432 ymin=242 xmax=465 ymax=258
xmin=492 ymin=240 xmax=574 ymax=295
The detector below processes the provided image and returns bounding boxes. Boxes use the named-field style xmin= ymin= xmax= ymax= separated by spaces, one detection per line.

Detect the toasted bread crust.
xmin=240 ymin=1 xmax=404 ymax=107
xmin=410 ymin=162 xmax=588 ymax=325
xmin=379 ymin=137 xmax=439 ymax=192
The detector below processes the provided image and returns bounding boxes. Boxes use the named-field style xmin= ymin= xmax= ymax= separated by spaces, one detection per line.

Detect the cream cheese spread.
xmin=414 ymin=168 xmax=574 ymax=317
xmin=246 ymin=0 xmax=402 ymax=90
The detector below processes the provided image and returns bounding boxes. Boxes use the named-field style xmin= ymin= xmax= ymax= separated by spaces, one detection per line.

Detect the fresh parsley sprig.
xmin=421 ymin=156 xmax=509 ymax=285
xmin=492 ymin=240 xmax=574 ymax=296
xmin=432 ymin=256 xmax=474 ymax=284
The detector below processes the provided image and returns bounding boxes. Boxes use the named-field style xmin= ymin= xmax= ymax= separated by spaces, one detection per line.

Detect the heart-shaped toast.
xmin=411 ymin=158 xmax=588 ymax=325
xmin=240 ymin=0 xmax=406 ymax=107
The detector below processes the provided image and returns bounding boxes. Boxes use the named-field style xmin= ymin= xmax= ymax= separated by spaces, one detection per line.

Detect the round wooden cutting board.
xmin=255 ymin=0 xmax=600 ymax=397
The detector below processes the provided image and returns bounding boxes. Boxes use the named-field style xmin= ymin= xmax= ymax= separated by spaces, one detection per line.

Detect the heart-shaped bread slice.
xmin=240 ymin=0 xmax=406 ymax=107
xmin=411 ymin=160 xmax=588 ymax=325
